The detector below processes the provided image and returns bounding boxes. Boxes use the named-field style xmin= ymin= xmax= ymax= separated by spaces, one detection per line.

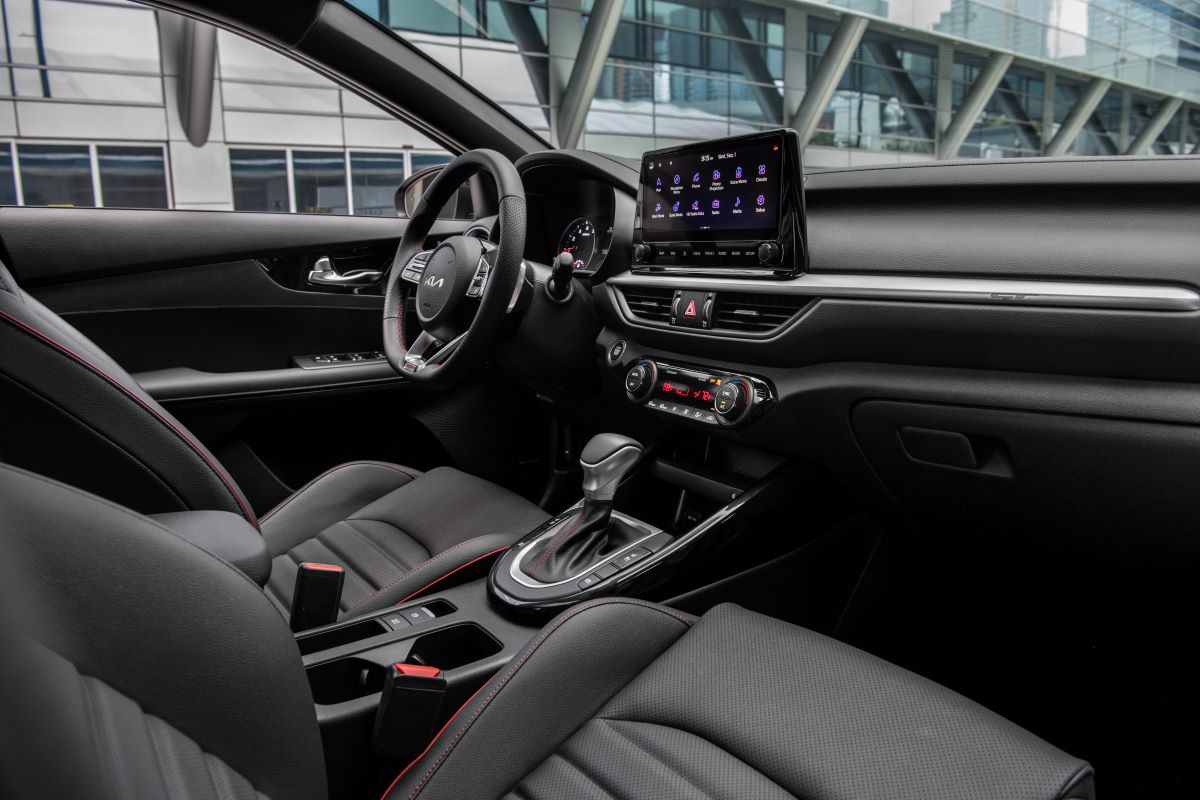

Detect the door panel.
xmin=0 ymin=205 xmax=535 ymax=514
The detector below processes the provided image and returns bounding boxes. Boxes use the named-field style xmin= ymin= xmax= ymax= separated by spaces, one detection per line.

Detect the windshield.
xmin=353 ymin=0 xmax=1198 ymax=163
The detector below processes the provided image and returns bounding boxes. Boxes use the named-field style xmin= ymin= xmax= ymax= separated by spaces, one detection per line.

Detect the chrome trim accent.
xmin=609 ymin=272 xmax=1200 ymax=313
xmin=507 ymin=260 xmax=528 ymax=313
xmin=508 ymin=509 xmax=662 ymax=588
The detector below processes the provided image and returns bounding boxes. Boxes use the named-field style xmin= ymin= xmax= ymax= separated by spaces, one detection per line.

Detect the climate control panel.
xmin=624 ymin=358 xmax=772 ymax=427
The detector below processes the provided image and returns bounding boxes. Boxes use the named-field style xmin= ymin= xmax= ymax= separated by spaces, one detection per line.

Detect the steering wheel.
xmin=382 ymin=149 xmax=526 ymax=389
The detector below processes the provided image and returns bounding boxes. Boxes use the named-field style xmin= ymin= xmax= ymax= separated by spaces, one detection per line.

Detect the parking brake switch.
xmin=289 ymin=563 xmax=345 ymax=632
xmin=373 ymin=664 xmax=447 ymax=759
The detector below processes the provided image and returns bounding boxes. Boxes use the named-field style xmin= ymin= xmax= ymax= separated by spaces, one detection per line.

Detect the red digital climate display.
xmin=659 ymin=381 xmax=714 ymax=408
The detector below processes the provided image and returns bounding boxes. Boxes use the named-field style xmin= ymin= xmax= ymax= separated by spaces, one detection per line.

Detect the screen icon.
xmin=672 ymin=200 xmax=680 ymax=212
xmin=654 ymin=202 xmax=662 ymax=213
xmin=734 ymin=196 xmax=742 ymax=208
xmin=673 ymin=174 xmax=680 ymax=185
xmin=712 ymin=169 xmax=720 ymax=181
xmin=711 ymin=199 xmax=720 ymax=209
xmin=757 ymin=164 xmax=767 ymax=176
xmin=692 ymin=172 xmax=700 ymax=183
xmin=756 ymin=194 xmax=766 ymax=206
xmin=735 ymin=166 xmax=743 ymax=179
xmin=655 ymin=177 xmax=661 ymax=187
xmin=690 ymin=200 xmax=700 ymax=211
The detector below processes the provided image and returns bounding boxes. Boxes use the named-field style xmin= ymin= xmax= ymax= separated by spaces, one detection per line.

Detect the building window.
xmin=17 ymin=144 xmax=95 ymax=207
xmin=97 ymin=145 xmax=169 ymax=209
xmin=230 ymin=148 xmax=289 ymax=212
xmin=0 ymin=144 xmax=17 ymax=206
xmin=351 ymin=151 xmax=406 ymax=216
xmin=293 ymin=150 xmax=348 ymax=214
xmin=410 ymin=152 xmax=452 ymax=173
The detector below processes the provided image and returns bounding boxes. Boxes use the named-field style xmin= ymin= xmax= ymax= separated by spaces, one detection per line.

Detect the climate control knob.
xmin=624 ymin=360 xmax=656 ymax=402
xmin=633 ymin=244 xmax=654 ymax=263
xmin=714 ymin=379 xmax=753 ymax=424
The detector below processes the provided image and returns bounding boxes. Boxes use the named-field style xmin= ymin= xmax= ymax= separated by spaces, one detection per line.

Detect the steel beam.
xmin=863 ymin=38 xmax=936 ymax=143
xmin=176 ymin=16 xmax=217 ymax=148
xmin=992 ymin=78 xmax=1042 ymax=154
xmin=714 ymin=5 xmax=782 ymax=124
xmin=1043 ymin=77 xmax=1111 ymax=156
xmin=1125 ymin=96 xmax=1183 ymax=155
xmin=937 ymin=52 xmax=1013 ymax=159
xmin=556 ymin=0 xmax=623 ymax=150
xmin=790 ymin=14 xmax=869 ymax=148
xmin=499 ymin=2 xmax=551 ymax=123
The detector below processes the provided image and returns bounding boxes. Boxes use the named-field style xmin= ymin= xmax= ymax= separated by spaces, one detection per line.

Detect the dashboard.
xmin=520 ymin=164 xmax=616 ymax=275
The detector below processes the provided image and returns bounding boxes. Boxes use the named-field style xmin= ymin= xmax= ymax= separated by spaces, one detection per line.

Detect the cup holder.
xmin=307 ymin=657 xmax=386 ymax=705
xmin=406 ymin=624 xmax=503 ymax=671
xmin=305 ymin=624 xmax=503 ymax=706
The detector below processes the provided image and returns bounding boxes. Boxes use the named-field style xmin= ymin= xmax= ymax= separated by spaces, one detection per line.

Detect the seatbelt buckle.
xmin=289 ymin=562 xmax=345 ymax=632
xmin=372 ymin=663 xmax=447 ymax=758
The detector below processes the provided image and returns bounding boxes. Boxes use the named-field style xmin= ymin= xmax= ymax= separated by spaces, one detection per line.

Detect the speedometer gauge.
xmin=557 ymin=217 xmax=597 ymax=271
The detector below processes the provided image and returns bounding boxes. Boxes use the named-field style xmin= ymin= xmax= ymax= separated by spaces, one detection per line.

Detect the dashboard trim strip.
xmin=609 ymin=272 xmax=1200 ymax=313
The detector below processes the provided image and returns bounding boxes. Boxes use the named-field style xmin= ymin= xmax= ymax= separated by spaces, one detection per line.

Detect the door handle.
xmin=307 ymin=256 xmax=382 ymax=287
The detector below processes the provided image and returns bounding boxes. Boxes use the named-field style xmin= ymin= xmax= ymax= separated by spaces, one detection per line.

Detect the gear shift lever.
xmin=522 ymin=434 xmax=643 ymax=583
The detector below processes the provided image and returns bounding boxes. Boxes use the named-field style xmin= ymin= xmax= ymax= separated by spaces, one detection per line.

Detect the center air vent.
xmin=620 ymin=286 xmax=674 ymax=324
xmin=713 ymin=293 xmax=809 ymax=333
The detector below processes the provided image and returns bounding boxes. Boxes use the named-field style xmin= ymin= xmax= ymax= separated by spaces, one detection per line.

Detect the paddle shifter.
xmin=521 ymin=434 xmax=643 ymax=583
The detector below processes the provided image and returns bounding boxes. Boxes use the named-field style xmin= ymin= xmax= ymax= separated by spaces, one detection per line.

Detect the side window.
xmin=0 ymin=0 xmax=452 ymax=213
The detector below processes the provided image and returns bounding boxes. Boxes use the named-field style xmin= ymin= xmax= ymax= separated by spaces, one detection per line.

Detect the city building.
xmin=0 ymin=0 xmax=1195 ymax=214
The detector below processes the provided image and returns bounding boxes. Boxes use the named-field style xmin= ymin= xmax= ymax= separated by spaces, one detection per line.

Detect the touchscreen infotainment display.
xmin=639 ymin=132 xmax=783 ymax=243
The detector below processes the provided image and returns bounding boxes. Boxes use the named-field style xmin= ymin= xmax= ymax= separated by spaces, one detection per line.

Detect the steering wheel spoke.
xmin=401 ymin=330 xmax=465 ymax=375
xmin=382 ymin=149 xmax=525 ymax=388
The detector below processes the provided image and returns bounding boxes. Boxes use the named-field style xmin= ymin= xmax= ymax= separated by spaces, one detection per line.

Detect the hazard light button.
xmin=670 ymin=290 xmax=715 ymax=329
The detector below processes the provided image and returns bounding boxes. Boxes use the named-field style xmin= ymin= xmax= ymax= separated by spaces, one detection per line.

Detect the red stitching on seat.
xmin=379 ymin=598 xmax=693 ymax=800
xmin=0 ymin=309 xmax=257 ymax=526
xmin=344 ymin=536 xmax=510 ymax=615
xmin=378 ymin=678 xmax=494 ymax=800
xmin=258 ymin=461 xmax=419 ymax=524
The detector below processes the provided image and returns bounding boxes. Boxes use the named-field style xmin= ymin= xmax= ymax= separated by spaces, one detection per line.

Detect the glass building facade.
xmin=359 ymin=0 xmax=1200 ymax=165
xmin=0 ymin=0 xmax=1194 ymax=215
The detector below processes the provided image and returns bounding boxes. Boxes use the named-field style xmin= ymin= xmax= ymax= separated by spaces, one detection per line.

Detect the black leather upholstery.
xmin=383 ymin=599 xmax=1095 ymax=800
xmin=261 ymin=461 xmax=550 ymax=618
xmin=0 ymin=261 xmax=254 ymax=524
xmin=0 ymin=463 xmax=326 ymax=800
xmin=151 ymin=509 xmax=271 ymax=586
xmin=0 ymin=464 xmax=1092 ymax=800
xmin=0 ymin=261 xmax=549 ymax=615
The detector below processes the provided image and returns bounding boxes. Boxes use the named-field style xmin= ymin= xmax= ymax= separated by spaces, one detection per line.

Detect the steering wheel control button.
xmin=608 ymin=340 xmax=627 ymax=365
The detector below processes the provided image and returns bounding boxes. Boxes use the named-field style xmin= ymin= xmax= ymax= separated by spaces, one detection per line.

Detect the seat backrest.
xmin=0 ymin=261 xmax=255 ymax=525
xmin=0 ymin=463 xmax=322 ymax=800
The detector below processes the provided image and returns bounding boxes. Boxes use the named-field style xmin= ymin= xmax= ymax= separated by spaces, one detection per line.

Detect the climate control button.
xmin=714 ymin=379 xmax=753 ymax=424
xmin=624 ymin=360 xmax=657 ymax=402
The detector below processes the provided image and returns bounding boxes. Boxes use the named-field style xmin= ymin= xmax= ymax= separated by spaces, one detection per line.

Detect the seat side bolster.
xmin=382 ymin=598 xmax=696 ymax=800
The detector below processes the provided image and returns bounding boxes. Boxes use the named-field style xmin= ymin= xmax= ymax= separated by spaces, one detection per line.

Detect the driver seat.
xmin=0 ymin=261 xmax=549 ymax=618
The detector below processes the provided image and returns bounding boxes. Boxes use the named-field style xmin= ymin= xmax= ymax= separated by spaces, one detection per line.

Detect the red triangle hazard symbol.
xmin=683 ymin=299 xmax=698 ymax=317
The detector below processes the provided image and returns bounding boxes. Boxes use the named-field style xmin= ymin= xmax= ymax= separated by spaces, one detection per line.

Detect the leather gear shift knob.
xmin=580 ymin=433 xmax=643 ymax=503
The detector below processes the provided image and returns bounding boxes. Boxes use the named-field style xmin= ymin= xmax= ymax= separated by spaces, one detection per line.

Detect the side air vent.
xmin=713 ymin=293 xmax=809 ymax=333
xmin=620 ymin=287 xmax=674 ymax=324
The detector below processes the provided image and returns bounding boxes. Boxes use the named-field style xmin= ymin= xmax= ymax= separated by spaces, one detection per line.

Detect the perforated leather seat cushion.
xmin=383 ymin=600 xmax=1095 ymax=800
xmin=260 ymin=462 xmax=550 ymax=617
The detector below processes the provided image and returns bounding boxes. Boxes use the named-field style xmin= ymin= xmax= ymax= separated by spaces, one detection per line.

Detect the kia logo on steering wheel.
xmin=423 ymin=275 xmax=445 ymax=288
